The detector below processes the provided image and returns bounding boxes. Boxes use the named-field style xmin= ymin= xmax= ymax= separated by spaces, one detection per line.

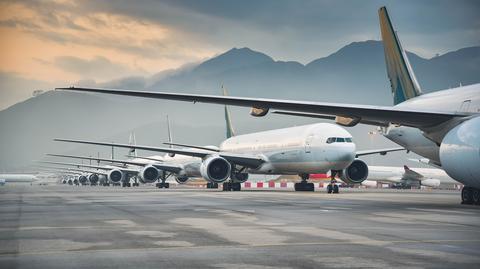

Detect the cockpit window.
xmin=326 ymin=137 xmax=335 ymax=144
xmin=336 ymin=138 xmax=345 ymax=142
xmin=345 ymin=138 xmax=353 ymax=143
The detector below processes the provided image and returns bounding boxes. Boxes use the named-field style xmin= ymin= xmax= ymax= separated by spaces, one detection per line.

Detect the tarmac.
xmin=1 ymin=184 xmax=479 ymax=269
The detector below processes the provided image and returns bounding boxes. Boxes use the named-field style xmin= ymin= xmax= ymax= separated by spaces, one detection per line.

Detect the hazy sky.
xmin=0 ymin=0 xmax=479 ymax=109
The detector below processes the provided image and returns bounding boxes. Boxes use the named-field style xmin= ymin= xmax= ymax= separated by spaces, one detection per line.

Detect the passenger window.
xmin=345 ymin=138 xmax=352 ymax=143
xmin=326 ymin=137 xmax=335 ymax=144
xmin=336 ymin=138 xmax=345 ymax=142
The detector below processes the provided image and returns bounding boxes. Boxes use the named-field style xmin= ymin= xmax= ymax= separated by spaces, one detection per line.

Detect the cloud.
xmin=53 ymin=55 xmax=147 ymax=81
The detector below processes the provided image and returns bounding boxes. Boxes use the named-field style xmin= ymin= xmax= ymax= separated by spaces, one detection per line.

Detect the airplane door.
xmin=305 ymin=135 xmax=314 ymax=153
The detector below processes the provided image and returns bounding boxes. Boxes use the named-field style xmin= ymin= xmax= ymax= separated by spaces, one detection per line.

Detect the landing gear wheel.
xmin=232 ymin=182 xmax=241 ymax=191
xmin=472 ymin=188 xmax=480 ymax=205
xmin=223 ymin=182 xmax=231 ymax=191
xmin=461 ymin=187 xmax=474 ymax=205
xmin=295 ymin=182 xmax=314 ymax=192
xmin=327 ymin=184 xmax=333 ymax=193
xmin=164 ymin=183 xmax=170 ymax=189
xmin=333 ymin=184 xmax=339 ymax=194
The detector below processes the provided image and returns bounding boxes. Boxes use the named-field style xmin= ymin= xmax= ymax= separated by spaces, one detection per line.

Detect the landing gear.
xmin=156 ymin=182 xmax=170 ymax=188
xmin=462 ymin=186 xmax=480 ymax=205
xmin=294 ymin=174 xmax=314 ymax=191
xmin=122 ymin=182 xmax=131 ymax=187
xmin=156 ymin=171 xmax=170 ymax=188
xmin=222 ymin=182 xmax=241 ymax=191
xmin=327 ymin=171 xmax=339 ymax=194
xmin=206 ymin=182 xmax=219 ymax=189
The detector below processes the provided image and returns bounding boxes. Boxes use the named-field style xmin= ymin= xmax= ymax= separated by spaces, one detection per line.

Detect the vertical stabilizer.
xmin=379 ymin=6 xmax=421 ymax=105
xmin=222 ymin=85 xmax=236 ymax=138
xmin=166 ymin=115 xmax=173 ymax=147
xmin=128 ymin=132 xmax=137 ymax=157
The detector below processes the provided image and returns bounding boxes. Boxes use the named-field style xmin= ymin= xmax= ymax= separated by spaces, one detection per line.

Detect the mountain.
xmin=1 ymin=41 xmax=479 ymax=171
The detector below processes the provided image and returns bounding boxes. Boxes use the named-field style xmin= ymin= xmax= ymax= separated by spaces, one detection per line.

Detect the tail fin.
xmin=222 ymin=85 xmax=236 ymax=138
xmin=379 ymin=6 xmax=421 ymax=105
xmin=166 ymin=115 xmax=175 ymax=157
xmin=128 ymin=132 xmax=137 ymax=157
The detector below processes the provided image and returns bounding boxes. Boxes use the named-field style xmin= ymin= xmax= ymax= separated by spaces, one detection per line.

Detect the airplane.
xmin=361 ymin=165 xmax=457 ymax=189
xmin=0 ymin=174 xmax=38 ymax=183
xmin=54 ymin=88 xmax=404 ymax=192
xmin=56 ymin=7 xmax=479 ymax=203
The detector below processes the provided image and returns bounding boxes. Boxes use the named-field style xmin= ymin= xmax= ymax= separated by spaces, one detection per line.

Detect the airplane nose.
xmin=335 ymin=144 xmax=356 ymax=162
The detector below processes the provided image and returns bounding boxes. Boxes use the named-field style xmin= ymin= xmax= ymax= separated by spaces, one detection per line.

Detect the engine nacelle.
xmin=231 ymin=172 xmax=249 ymax=183
xmin=421 ymin=179 xmax=441 ymax=188
xmin=108 ymin=169 xmax=124 ymax=183
xmin=78 ymin=175 xmax=88 ymax=185
xmin=88 ymin=173 xmax=99 ymax=185
xmin=67 ymin=179 xmax=73 ymax=185
xmin=139 ymin=165 xmax=159 ymax=183
xmin=200 ymin=155 xmax=231 ymax=183
xmin=339 ymin=159 xmax=369 ymax=184
xmin=440 ymin=117 xmax=480 ymax=188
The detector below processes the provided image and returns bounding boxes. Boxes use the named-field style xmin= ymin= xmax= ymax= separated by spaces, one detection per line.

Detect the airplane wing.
xmin=355 ymin=147 xmax=405 ymax=157
xmin=57 ymin=87 xmax=464 ymax=128
xmin=272 ymin=111 xmax=390 ymax=127
xmin=39 ymin=160 xmax=139 ymax=174
xmin=46 ymin=153 xmax=184 ymax=174
xmin=162 ymin=142 xmax=219 ymax=152
xmin=54 ymin=138 xmax=266 ymax=169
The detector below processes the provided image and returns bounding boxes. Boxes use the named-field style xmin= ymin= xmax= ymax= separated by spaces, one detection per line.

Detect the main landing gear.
xmin=294 ymin=174 xmax=315 ymax=191
xmin=222 ymin=181 xmax=241 ymax=191
xmin=206 ymin=182 xmax=219 ymax=189
xmin=156 ymin=171 xmax=170 ymax=188
xmin=461 ymin=187 xmax=480 ymax=205
xmin=326 ymin=171 xmax=339 ymax=194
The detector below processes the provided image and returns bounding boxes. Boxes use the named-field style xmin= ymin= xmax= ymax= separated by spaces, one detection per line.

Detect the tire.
xmin=327 ymin=185 xmax=333 ymax=193
xmin=164 ymin=183 xmax=170 ymax=189
xmin=333 ymin=184 xmax=339 ymax=194
xmin=462 ymin=187 xmax=474 ymax=204
xmin=232 ymin=183 xmax=241 ymax=191
xmin=307 ymin=183 xmax=314 ymax=192
xmin=472 ymin=188 xmax=480 ymax=205
xmin=223 ymin=182 xmax=231 ymax=191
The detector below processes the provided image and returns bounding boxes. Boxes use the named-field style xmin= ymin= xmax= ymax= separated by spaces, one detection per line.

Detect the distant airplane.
xmin=362 ymin=165 xmax=457 ymax=189
xmin=0 ymin=174 xmax=37 ymax=184
xmin=57 ymin=7 xmax=480 ymax=203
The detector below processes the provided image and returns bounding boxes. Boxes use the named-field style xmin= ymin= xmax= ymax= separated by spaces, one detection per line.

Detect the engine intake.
xmin=340 ymin=159 xmax=368 ymax=184
xmin=78 ymin=175 xmax=88 ymax=185
xmin=88 ymin=173 xmax=99 ymax=184
xmin=200 ymin=155 xmax=231 ymax=183
xmin=140 ymin=165 xmax=159 ymax=183
xmin=108 ymin=169 xmax=124 ymax=183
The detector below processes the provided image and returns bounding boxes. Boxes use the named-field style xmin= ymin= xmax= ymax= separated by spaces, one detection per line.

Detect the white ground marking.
xmin=103 ymin=219 xmax=137 ymax=227
xmin=213 ymin=264 xmax=292 ymax=269
xmin=125 ymin=231 xmax=175 ymax=238
xmin=388 ymin=247 xmax=480 ymax=264
xmin=153 ymin=240 xmax=194 ymax=247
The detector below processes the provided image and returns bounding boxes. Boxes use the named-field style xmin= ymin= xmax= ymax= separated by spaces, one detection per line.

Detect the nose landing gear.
xmin=327 ymin=171 xmax=339 ymax=194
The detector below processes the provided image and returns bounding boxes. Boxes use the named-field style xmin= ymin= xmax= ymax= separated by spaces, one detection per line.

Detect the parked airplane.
xmin=0 ymin=174 xmax=37 ymax=183
xmin=55 ymin=110 xmax=404 ymax=192
xmin=57 ymin=7 xmax=479 ymax=203
xmin=362 ymin=165 xmax=457 ymax=189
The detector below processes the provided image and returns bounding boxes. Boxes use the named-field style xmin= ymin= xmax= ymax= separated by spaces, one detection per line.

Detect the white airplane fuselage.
xmin=383 ymin=84 xmax=480 ymax=188
xmin=220 ymin=123 xmax=356 ymax=174
xmin=364 ymin=166 xmax=456 ymax=187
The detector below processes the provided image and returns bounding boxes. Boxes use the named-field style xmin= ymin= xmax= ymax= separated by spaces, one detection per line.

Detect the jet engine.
xmin=440 ymin=117 xmax=480 ymax=188
xmin=78 ymin=175 xmax=88 ymax=185
xmin=88 ymin=173 xmax=99 ymax=185
xmin=108 ymin=169 xmax=124 ymax=183
xmin=339 ymin=159 xmax=369 ymax=184
xmin=200 ymin=155 xmax=231 ymax=183
xmin=139 ymin=165 xmax=159 ymax=183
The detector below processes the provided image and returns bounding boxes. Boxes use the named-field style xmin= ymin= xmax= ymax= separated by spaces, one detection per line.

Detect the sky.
xmin=0 ymin=0 xmax=479 ymax=110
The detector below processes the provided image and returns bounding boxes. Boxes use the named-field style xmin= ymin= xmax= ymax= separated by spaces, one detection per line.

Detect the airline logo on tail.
xmin=379 ymin=6 xmax=422 ymax=105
